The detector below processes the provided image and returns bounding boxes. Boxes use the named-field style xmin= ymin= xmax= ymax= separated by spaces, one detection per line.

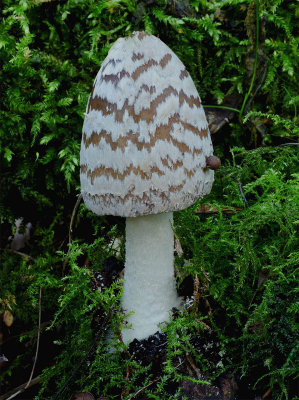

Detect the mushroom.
xmin=80 ymin=32 xmax=218 ymax=344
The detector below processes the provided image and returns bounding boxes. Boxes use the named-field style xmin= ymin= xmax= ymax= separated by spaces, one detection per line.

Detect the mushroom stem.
xmin=122 ymin=212 xmax=181 ymax=344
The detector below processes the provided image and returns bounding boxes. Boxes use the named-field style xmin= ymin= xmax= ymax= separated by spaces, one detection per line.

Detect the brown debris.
xmin=195 ymin=204 xmax=243 ymax=215
xmin=137 ymin=31 xmax=147 ymax=40
xmin=206 ymin=155 xmax=221 ymax=170
xmin=69 ymin=393 xmax=95 ymax=400
xmin=205 ymin=94 xmax=242 ymax=134
xmin=3 ymin=310 xmax=14 ymax=327
xmin=180 ymin=380 xmax=222 ymax=399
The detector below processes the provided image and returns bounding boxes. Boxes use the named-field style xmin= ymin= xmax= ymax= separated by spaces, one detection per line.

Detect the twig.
xmin=1 ymin=321 xmax=50 ymax=345
xmin=244 ymin=66 xmax=267 ymax=114
xmin=239 ymin=0 xmax=260 ymax=121
xmin=127 ymin=377 xmax=160 ymax=400
xmin=6 ymin=249 xmax=35 ymax=262
xmin=193 ymin=274 xmax=200 ymax=313
xmin=220 ymin=171 xmax=249 ymax=208
xmin=278 ymin=143 xmax=299 ymax=146
xmin=62 ymin=194 xmax=82 ymax=275
xmin=25 ymin=287 xmax=42 ymax=389
xmin=200 ymin=267 xmax=210 ymax=289
xmin=237 ymin=181 xmax=249 ymax=208
xmin=0 ymin=376 xmax=40 ymax=400
xmin=263 ymin=387 xmax=272 ymax=398
xmin=68 ymin=194 xmax=83 ymax=244
xmin=186 ymin=354 xmax=202 ymax=380
xmin=126 ymin=357 xmax=191 ymax=400
xmin=52 ymin=305 xmax=114 ymax=400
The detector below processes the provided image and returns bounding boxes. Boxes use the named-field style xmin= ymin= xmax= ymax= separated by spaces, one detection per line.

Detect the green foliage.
xmin=1 ymin=0 xmax=298 ymax=399
xmin=1 ymin=0 xmax=297 ymax=221
xmin=174 ymin=145 xmax=299 ymax=398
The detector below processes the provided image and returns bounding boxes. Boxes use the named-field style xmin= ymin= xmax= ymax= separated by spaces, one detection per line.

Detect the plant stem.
xmin=203 ymin=105 xmax=240 ymax=113
xmin=239 ymin=0 xmax=260 ymax=122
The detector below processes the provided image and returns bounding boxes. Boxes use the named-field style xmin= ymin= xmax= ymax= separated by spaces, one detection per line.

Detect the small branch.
xmin=62 ymin=194 xmax=82 ymax=275
xmin=186 ymin=354 xmax=201 ymax=380
xmin=25 ymin=287 xmax=42 ymax=389
xmin=193 ymin=274 xmax=200 ymax=313
xmin=278 ymin=143 xmax=299 ymax=146
xmin=127 ymin=377 xmax=160 ymax=400
xmin=6 ymin=249 xmax=35 ymax=262
xmin=263 ymin=387 xmax=272 ymax=398
xmin=1 ymin=321 xmax=50 ymax=345
xmin=237 ymin=181 xmax=249 ymax=208
xmin=126 ymin=357 xmax=193 ymax=399
xmin=69 ymin=194 xmax=83 ymax=244
xmin=0 ymin=376 xmax=40 ymax=400
xmin=220 ymin=171 xmax=249 ymax=208
xmin=239 ymin=0 xmax=260 ymax=121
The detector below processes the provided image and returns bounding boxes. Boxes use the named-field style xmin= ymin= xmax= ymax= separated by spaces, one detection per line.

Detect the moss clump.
xmin=0 ymin=0 xmax=298 ymax=398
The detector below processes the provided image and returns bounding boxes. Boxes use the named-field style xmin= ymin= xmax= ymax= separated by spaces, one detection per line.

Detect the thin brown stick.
xmin=193 ymin=274 xmax=200 ymax=314
xmin=263 ymin=387 xmax=272 ymax=398
xmin=237 ymin=181 xmax=249 ymax=208
xmin=62 ymin=194 xmax=82 ymax=275
xmin=69 ymin=194 xmax=83 ymax=244
xmin=219 ymin=171 xmax=249 ymax=208
xmin=6 ymin=249 xmax=35 ymax=262
xmin=126 ymin=358 xmax=186 ymax=400
xmin=186 ymin=354 xmax=202 ymax=380
xmin=0 ymin=376 xmax=40 ymax=400
xmin=1 ymin=321 xmax=50 ymax=345
xmin=127 ymin=377 xmax=160 ymax=400
xmin=25 ymin=287 xmax=42 ymax=389
xmin=200 ymin=267 xmax=210 ymax=289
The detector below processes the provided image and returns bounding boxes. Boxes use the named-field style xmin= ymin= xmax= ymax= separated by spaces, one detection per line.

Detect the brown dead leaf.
xmin=3 ymin=310 xmax=14 ymax=327
xmin=180 ymin=379 xmax=222 ymax=399
xmin=0 ymin=354 xmax=9 ymax=369
xmin=205 ymin=94 xmax=242 ymax=134
xmin=258 ymin=270 xmax=269 ymax=288
xmin=69 ymin=392 xmax=95 ymax=400
xmin=218 ymin=374 xmax=238 ymax=400
xmin=195 ymin=205 xmax=242 ymax=215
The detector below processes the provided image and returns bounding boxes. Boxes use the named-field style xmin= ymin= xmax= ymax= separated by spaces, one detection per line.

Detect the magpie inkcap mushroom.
xmin=80 ymin=31 xmax=219 ymax=343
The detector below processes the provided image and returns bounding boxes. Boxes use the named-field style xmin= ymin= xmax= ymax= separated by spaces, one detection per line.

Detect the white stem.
xmin=122 ymin=212 xmax=181 ymax=344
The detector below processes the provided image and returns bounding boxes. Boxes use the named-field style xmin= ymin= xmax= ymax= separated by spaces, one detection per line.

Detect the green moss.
xmin=1 ymin=0 xmax=298 ymax=398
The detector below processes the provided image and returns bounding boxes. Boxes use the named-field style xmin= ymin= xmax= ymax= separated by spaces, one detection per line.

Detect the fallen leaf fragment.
xmin=0 ymin=354 xmax=9 ymax=368
xmin=180 ymin=379 xmax=222 ymax=399
xmin=69 ymin=392 xmax=95 ymax=400
xmin=195 ymin=204 xmax=243 ymax=215
xmin=205 ymin=94 xmax=242 ymax=134
xmin=218 ymin=373 xmax=238 ymax=400
xmin=3 ymin=310 xmax=14 ymax=327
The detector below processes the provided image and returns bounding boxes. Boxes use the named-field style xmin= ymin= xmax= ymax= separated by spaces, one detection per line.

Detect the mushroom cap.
xmin=80 ymin=31 xmax=214 ymax=217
